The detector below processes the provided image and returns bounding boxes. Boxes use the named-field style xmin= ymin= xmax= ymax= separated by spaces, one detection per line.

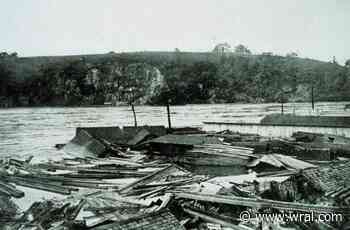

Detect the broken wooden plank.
xmin=62 ymin=172 xmax=144 ymax=179
xmin=119 ymin=164 xmax=190 ymax=194
xmin=146 ymin=134 xmax=223 ymax=146
xmin=0 ymin=181 xmax=25 ymax=198
xmin=137 ymin=186 xmax=170 ymax=199
xmin=175 ymin=192 xmax=346 ymax=213
xmin=127 ymin=129 xmax=151 ymax=146
xmin=182 ymin=207 xmax=245 ymax=230
xmin=63 ymin=130 xmax=106 ymax=157
xmin=90 ymin=209 xmax=185 ymax=230
xmin=10 ymin=177 xmax=71 ymax=195
xmin=134 ymin=178 xmax=196 ymax=189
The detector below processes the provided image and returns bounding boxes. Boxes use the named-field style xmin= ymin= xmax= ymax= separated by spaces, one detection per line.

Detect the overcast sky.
xmin=2 ymin=0 xmax=349 ymax=64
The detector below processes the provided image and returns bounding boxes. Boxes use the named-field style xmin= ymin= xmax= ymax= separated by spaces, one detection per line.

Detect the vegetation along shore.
xmin=1 ymin=45 xmax=350 ymax=107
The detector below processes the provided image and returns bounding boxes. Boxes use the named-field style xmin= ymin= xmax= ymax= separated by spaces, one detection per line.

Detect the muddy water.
xmin=0 ymin=102 xmax=349 ymax=162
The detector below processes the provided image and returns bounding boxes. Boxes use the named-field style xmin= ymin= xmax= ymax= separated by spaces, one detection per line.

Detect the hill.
xmin=0 ymin=51 xmax=349 ymax=107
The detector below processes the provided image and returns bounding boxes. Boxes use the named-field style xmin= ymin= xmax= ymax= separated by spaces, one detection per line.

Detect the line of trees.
xmin=1 ymin=48 xmax=350 ymax=107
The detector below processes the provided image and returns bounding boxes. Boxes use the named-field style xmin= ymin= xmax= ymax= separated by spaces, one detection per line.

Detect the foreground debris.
xmin=1 ymin=126 xmax=350 ymax=229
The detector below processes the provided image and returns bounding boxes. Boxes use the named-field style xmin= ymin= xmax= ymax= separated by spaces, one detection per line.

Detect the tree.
xmin=174 ymin=48 xmax=182 ymax=64
xmin=0 ymin=52 xmax=17 ymax=96
xmin=286 ymin=52 xmax=298 ymax=58
xmin=332 ymin=56 xmax=337 ymax=64
xmin=213 ymin=43 xmax=232 ymax=54
xmin=234 ymin=44 xmax=252 ymax=55
xmin=345 ymin=59 xmax=350 ymax=68
xmin=183 ymin=62 xmax=218 ymax=103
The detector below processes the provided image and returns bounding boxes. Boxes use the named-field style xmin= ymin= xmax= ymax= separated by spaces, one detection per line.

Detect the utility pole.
xmin=131 ymin=103 xmax=137 ymax=127
xmin=281 ymin=91 xmax=284 ymax=115
xmin=311 ymin=84 xmax=314 ymax=111
xmin=166 ymin=100 xmax=172 ymax=130
xmin=281 ymin=102 xmax=284 ymax=114
xmin=128 ymin=88 xmax=137 ymax=127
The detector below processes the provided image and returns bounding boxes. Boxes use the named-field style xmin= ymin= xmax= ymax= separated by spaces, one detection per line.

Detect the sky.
xmin=2 ymin=0 xmax=350 ymax=64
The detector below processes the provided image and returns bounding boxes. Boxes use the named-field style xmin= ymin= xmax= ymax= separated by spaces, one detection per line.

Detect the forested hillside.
xmin=0 ymin=49 xmax=349 ymax=107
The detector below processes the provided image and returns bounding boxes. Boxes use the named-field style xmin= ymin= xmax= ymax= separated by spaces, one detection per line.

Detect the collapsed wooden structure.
xmin=1 ymin=126 xmax=350 ymax=229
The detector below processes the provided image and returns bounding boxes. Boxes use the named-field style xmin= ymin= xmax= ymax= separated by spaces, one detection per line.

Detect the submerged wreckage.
xmin=1 ymin=125 xmax=350 ymax=230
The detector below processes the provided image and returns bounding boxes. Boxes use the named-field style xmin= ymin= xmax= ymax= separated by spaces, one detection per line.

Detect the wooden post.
xmin=131 ymin=103 xmax=137 ymax=127
xmin=281 ymin=91 xmax=284 ymax=114
xmin=311 ymin=84 xmax=315 ymax=111
xmin=166 ymin=102 xmax=172 ymax=130
xmin=281 ymin=102 xmax=284 ymax=114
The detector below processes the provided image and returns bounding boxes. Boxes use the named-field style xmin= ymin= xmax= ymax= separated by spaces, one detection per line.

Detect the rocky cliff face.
xmin=137 ymin=67 xmax=166 ymax=104
xmin=26 ymin=60 xmax=168 ymax=106
xmin=96 ymin=63 xmax=167 ymax=105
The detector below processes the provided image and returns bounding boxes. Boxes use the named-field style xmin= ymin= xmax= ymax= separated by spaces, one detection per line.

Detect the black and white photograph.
xmin=1 ymin=1 xmax=350 ymax=229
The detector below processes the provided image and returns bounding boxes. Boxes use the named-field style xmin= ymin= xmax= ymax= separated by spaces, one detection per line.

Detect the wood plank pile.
xmin=0 ymin=195 xmax=19 ymax=223
xmin=175 ymin=192 xmax=349 ymax=230
xmin=178 ymin=144 xmax=256 ymax=166
xmin=247 ymin=154 xmax=317 ymax=172
xmin=1 ymin=129 xmax=350 ymax=229
xmin=212 ymin=130 xmax=350 ymax=162
xmin=211 ymin=130 xmax=263 ymax=142
xmin=0 ymin=154 xmax=208 ymax=229
xmin=0 ymin=154 xmax=165 ymax=197
xmin=289 ymin=131 xmax=350 ymax=158
xmin=289 ymin=160 xmax=350 ymax=205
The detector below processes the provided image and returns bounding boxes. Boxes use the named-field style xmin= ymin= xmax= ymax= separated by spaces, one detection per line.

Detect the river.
xmin=0 ymin=102 xmax=349 ymax=162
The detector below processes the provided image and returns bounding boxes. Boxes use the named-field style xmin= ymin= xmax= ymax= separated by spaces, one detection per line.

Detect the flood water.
xmin=0 ymin=102 xmax=349 ymax=162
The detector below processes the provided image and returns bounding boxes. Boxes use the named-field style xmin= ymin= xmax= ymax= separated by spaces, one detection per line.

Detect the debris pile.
xmin=1 ymin=126 xmax=350 ymax=229
xmin=280 ymin=160 xmax=350 ymax=205
xmin=0 ymin=195 xmax=19 ymax=223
